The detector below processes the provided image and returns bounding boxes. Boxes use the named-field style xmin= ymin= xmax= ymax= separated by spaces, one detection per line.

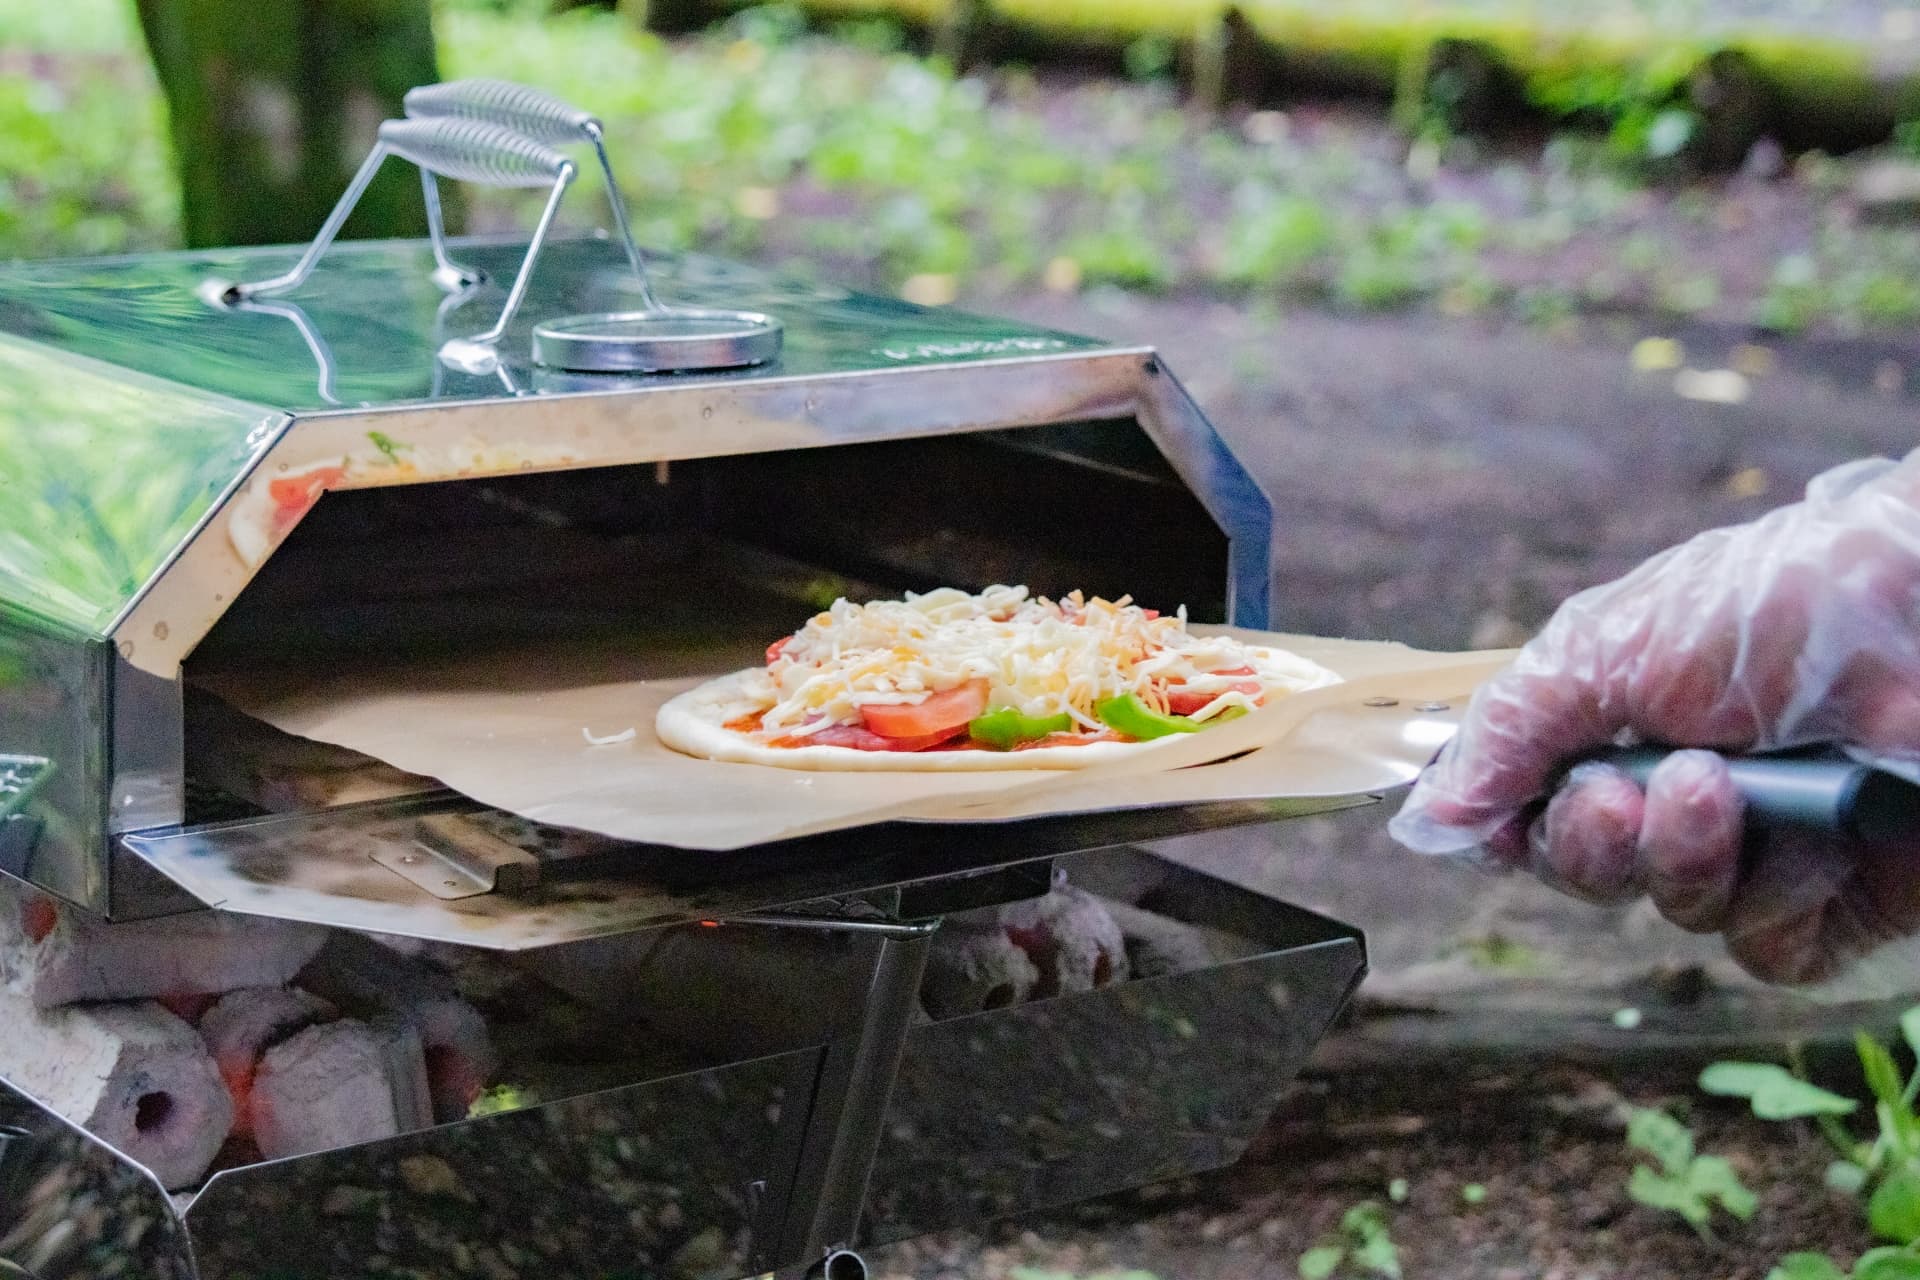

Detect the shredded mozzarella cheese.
xmin=749 ymin=586 xmax=1338 ymax=737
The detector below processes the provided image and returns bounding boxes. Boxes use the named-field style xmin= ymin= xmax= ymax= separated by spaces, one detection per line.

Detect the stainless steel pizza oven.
xmin=0 ymin=232 xmax=1367 ymax=1280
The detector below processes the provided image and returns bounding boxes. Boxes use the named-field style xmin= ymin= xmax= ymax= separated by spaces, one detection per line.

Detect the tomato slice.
xmin=268 ymin=466 xmax=347 ymax=512
xmin=786 ymin=722 xmax=968 ymax=752
xmin=1165 ymin=680 xmax=1262 ymax=716
xmin=19 ymin=895 xmax=57 ymax=943
xmin=860 ymin=679 xmax=989 ymax=739
xmin=766 ymin=636 xmax=793 ymax=666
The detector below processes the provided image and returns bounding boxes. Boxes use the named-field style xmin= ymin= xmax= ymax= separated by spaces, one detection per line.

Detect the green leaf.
xmin=1340 ymin=1202 xmax=1388 ymax=1239
xmin=366 ymin=430 xmax=409 ymax=463
xmin=1855 ymin=1247 xmax=1920 ymax=1280
xmin=1831 ymin=1161 xmax=1872 ymax=1196
xmin=1462 ymin=1183 xmax=1488 ymax=1205
xmin=1627 ymin=1108 xmax=1696 ymax=1175
xmin=1861 ymin=1031 xmax=1920 ymax=1159
xmin=1388 ymin=1177 xmax=1409 ymax=1204
xmin=1299 ymin=1245 xmax=1345 ymax=1280
xmin=1765 ymin=1254 xmax=1846 ymax=1280
xmin=1629 ymin=1166 xmax=1707 ymax=1227
xmin=1701 ymin=1062 xmax=1860 ymax=1120
xmin=1688 ymin=1155 xmax=1758 ymax=1221
xmin=1351 ymin=1231 xmax=1402 ymax=1280
xmin=1871 ymin=1167 xmax=1920 ymax=1243
xmin=1861 ymin=1033 xmax=1909 ymax=1113
xmin=1901 ymin=1007 xmax=1920 ymax=1063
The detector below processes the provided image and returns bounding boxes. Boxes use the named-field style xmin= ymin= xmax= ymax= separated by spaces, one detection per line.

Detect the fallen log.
xmin=0 ymin=988 xmax=231 ymax=1191
xmin=637 ymin=0 xmax=1918 ymax=154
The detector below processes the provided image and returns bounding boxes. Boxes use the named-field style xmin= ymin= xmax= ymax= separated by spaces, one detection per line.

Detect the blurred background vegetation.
xmin=9 ymin=0 xmax=1920 ymax=333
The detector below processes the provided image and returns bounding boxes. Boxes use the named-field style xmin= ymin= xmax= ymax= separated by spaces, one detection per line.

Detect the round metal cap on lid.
xmin=531 ymin=307 xmax=783 ymax=373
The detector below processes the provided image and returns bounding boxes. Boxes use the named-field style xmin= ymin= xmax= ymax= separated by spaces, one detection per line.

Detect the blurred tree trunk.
xmin=134 ymin=0 xmax=446 ymax=248
xmin=624 ymin=0 xmax=711 ymax=36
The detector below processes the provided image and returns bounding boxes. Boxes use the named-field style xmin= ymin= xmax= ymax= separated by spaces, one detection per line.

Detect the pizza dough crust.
xmin=656 ymin=669 xmax=1177 ymax=772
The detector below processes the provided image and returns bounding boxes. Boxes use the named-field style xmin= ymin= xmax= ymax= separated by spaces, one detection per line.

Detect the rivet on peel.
xmin=1362 ymin=697 xmax=1399 ymax=708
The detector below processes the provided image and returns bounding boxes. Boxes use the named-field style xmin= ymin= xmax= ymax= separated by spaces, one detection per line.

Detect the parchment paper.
xmin=202 ymin=631 xmax=1512 ymax=851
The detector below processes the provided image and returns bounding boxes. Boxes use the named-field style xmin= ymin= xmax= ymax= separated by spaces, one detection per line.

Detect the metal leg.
xmin=583 ymin=121 xmax=660 ymax=312
xmin=776 ymin=922 xmax=937 ymax=1267
xmin=437 ymin=163 xmax=575 ymax=372
xmin=217 ymin=143 xmax=391 ymax=303
xmin=421 ymin=171 xmax=487 ymax=292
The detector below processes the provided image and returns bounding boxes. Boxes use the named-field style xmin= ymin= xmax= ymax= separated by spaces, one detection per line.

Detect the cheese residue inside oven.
xmin=746 ymin=585 xmax=1340 ymax=736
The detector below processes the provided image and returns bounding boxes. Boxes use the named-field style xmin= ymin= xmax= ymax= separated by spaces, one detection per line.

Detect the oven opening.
xmin=179 ymin=418 xmax=1231 ymax=823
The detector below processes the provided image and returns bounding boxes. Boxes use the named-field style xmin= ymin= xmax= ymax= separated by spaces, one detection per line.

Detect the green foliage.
xmin=1773 ymin=1255 xmax=1850 ymax=1280
xmin=1701 ymin=1062 xmax=1859 ymax=1121
xmin=0 ymin=50 xmax=178 ymax=257
xmin=1709 ymin=1004 xmax=1920 ymax=1280
xmin=1298 ymin=1201 xmax=1401 ymax=1280
xmin=1774 ymin=1249 xmax=1920 ymax=1280
xmin=1215 ymin=193 xmax=1334 ymax=288
xmin=1623 ymin=1107 xmax=1757 ymax=1238
xmin=1122 ymin=34 xmax=1177 ymax=84
xmin=1872 ymin=1170 xmax=1920 ymax=1244
xmin=466 ymin=1083 xmax=536 ymax=1117
xmin=1521 ymin=42 xmax=1703 ymax=165
xmin=7 ymin=0 xmax=1920 ymax=337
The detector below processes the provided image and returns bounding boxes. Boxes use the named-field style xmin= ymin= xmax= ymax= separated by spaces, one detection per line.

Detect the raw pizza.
xmin=656 ymin=586 xmax=1341 ymax=771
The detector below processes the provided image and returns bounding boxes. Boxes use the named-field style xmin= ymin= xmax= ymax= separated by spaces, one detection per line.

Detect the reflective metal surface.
xmin=0 ymin=606 xmax=108 ymax=909
xmin=0 ymin=1078 xmax=196 ymax=1280
xmin=861 ymin=848 xmax=1366 ymax=1244
xmin=0 ymin=335 xmax=281 ymax=636
xmin=184 ymin=1048 xmax=818 ymax=1280
xmin=0 ymin=845 xmax=1366 ymax=1280
xmin=532 ymin=307 xmax=784 ymax=373
xmin=0 ymin=237 xmax=1105 ymax=412
xmin=121 ymin=794 xmax=1368 ymax=949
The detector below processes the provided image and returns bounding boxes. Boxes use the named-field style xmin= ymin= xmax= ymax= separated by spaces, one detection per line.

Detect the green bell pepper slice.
xmin=968 ymin=708 xmax=1074 ymax=750
xmin=1096 ymin=693 xmax=1203 ymax=739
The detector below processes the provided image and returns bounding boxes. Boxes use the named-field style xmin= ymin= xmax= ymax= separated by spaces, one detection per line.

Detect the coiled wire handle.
xmin=211 ymin=116 xmax=577 ymax=364
xmin=404 ymin=79 xmax=655 ymax=307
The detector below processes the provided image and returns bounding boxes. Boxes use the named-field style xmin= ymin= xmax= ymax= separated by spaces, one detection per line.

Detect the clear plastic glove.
xmin=1389 ymin=452 xmax=1920 ymax=991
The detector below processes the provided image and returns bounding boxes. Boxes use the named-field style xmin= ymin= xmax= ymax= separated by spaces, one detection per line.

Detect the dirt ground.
xmin=863 ymin=290 xmax=1920 ymax=1280
xmin=866 ymin=1061 xmax=1871 ymax=1280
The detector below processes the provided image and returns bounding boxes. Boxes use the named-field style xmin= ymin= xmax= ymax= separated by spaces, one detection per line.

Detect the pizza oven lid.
xmin=0 ymin=236 xmax=1158 ymax=671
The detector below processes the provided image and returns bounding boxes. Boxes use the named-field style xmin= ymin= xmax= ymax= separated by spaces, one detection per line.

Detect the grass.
xmin=5 ymin=0 xmax=1920 ymax=335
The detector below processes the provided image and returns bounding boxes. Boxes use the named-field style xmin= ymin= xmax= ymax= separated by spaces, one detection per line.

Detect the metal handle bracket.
xmin=405 ymin=78 xmax=657 ymax=308
xmin=206 ymin=116 xmax=576 ymax=369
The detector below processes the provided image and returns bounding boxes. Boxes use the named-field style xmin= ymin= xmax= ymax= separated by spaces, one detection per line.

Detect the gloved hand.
xmin=1390 ymin=453 xmax=1920 ymax=990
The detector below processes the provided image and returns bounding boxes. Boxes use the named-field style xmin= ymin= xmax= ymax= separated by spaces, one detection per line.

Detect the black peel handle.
xmin=1591 ymin=747 xmax=1920 ymax=844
